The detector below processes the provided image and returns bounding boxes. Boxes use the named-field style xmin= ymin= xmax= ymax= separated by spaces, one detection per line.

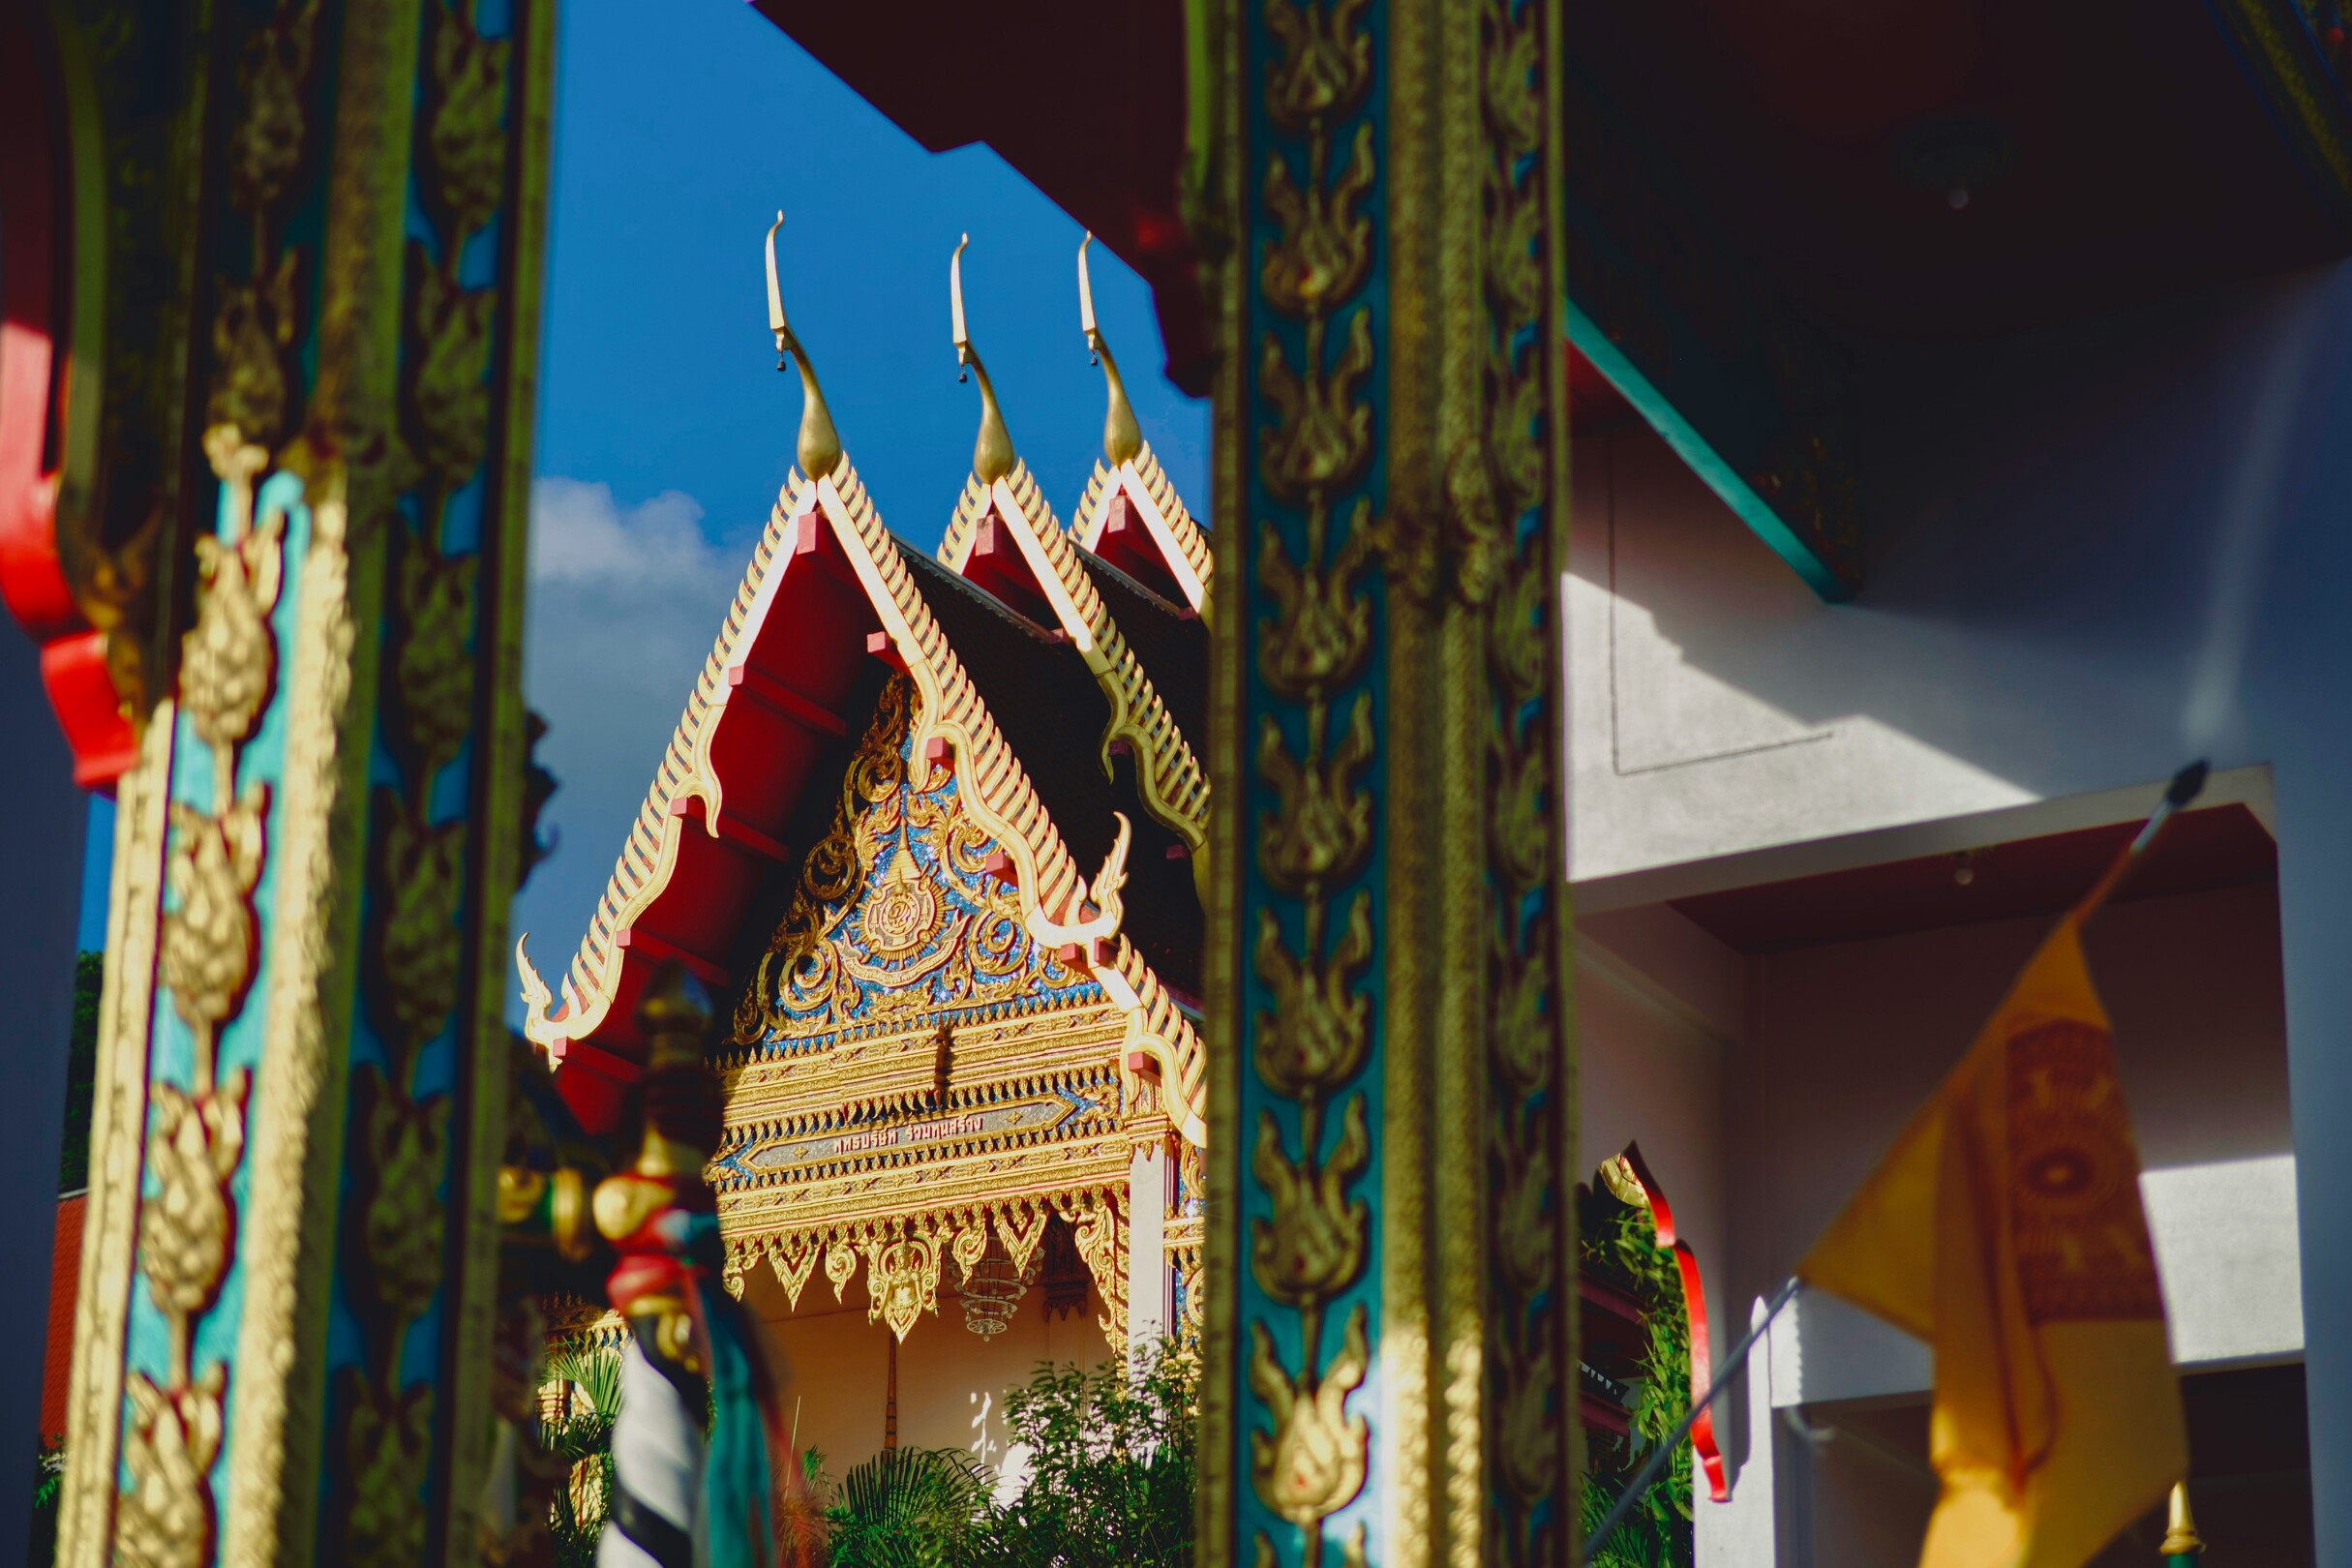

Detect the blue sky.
xmin=511 ymin=2 xmax=1208 ymax=984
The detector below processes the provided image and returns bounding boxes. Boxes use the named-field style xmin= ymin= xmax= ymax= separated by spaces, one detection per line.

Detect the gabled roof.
xmin=936 ymin=458 xmax=1209 ymax=867
xmin=518 ymin=458 xmax=1208 ymax=1146
xmin=1070 ymin=439 xmax=1213 ymax=625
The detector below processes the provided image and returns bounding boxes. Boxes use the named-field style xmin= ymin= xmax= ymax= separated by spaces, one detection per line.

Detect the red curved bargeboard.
xmin=1618 ymin=1140 xmax=1729 ymax=1503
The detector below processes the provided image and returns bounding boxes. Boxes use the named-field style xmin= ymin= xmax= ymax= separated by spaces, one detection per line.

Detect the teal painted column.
xmin=56 ymin=2 xmax=556 ymax=1564
xmin=1199 ymin=0 xmax=1577 ymax=1564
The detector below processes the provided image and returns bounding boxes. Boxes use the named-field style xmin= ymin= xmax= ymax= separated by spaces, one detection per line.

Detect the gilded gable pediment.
xmin=730 ymin=676 xmax=1101 ymax=1052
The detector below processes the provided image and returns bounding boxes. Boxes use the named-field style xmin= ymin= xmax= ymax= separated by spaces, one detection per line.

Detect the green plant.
xmin=27 ymin=1435 xmax=63 ymax=1565
xmin=824 ymin=1445 xmax=991 ymax=1568
xmin=775 ymin=1447 xmax=830 ymax=1568
xmin=543 ymin=1343 xmax=622 ymax=1568
xmin=964 ymin=1339 xmax=1196 ymax=1568
xmin=1580 ymin=1190 xmax=1695 ymax=1568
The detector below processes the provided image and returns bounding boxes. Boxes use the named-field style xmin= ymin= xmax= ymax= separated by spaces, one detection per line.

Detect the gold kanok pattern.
xmin=1236 ymin=2 xmax=1381 ymax=1564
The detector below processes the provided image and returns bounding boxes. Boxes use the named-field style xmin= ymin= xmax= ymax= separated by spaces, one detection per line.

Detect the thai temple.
xmin=512 ymin=233 xmax=1220 ymax=1464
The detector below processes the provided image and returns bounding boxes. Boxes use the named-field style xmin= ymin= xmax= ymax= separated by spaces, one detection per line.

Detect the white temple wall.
xmin=743 ymin=1270 xmax=1111 ymax=1500
xmin=1563 ymin=258 xmax=2352 ymax=1557
xmin=1746 ymin=884 xmax=2300 ymax=1413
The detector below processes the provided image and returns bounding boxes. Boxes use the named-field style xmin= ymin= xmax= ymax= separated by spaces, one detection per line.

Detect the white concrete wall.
xmin=1746 ymin=881 xmax=2300 ymax=1414
xmin=1565 ymin=266 xmax=2352 ymax=1554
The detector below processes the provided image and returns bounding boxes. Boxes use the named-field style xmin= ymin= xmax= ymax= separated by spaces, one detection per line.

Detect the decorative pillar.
xmin=1199 ymin=0 xmax=1576 ymax=1565
xmin=56 ymin=2 xmax=555 ymax=1565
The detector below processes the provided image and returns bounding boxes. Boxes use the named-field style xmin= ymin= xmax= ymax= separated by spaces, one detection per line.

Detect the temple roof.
xmin=518 ymin=454 xmax=1211 ymax=1145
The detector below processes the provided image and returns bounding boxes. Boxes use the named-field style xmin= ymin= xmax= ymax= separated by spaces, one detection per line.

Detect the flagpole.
xmin=2073 ymin=760 xmax=2209 ymax=921
xmin=1579 ymin=1276 xmax=1802 ymax=1564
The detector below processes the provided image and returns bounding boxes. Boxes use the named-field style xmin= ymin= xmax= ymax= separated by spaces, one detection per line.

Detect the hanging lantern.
xmin=959 ymin=1227 xmax=1028 ymax=1337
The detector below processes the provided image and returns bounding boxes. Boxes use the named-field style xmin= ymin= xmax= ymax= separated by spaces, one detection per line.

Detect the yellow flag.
xmin=1798 ymin=914 xmax=2185 ymax=1568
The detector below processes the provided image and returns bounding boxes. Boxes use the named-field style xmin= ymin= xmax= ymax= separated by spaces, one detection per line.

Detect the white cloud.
xmin=511 ymin=479 xmax=749 ymax=1004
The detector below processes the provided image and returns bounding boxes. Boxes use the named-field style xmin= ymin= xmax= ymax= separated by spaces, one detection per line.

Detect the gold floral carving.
xmin=1258 ymin=499 xmax=1372 ymax=701
xmin=118 ymin=1367 xmax=226 ymax=1568
xmin=1263 ymin=0 xmax=1372 ymax=130
xmin=732 ymin=676 xmax=913 ymax=1043
xmin=118 ymin=430 xmax=287 ymax=1556
xmin=1252 ymin=895 xmax=1372 ymax=1098
xmin=726 ymin=675 xmax=1101 ymax=1050
xmin=950 ymin=1223 xmax=990 ymax=1282
xmin=1254 ymin=695 xmax=1374 ymax=895
xmin=206 ymin=254 xmax=303 ymax=454
xmin=160 ymin=797 xmax=269 ymax=1053
xmin=337 ymin=4 xmax=516 ymax=1558
xmin=1063 ymin=1192 xmax=1131 ymax=1356
xmin=864 ymin=1231 xmax=945 ymax=1342
xmin=771 ymin=1240 xmax=823 ymax=1309
xmin=1250 ymin=1097 xmax=1369 ymax=1309
xmin=825 ymin=1238 xmax=859 ymax=1304
xmin=1239 ymin=0 xmax=1381 ymax=1561
xmin=1247 ymin=1305 xmax=1370 ymax=1527
xmin=341 ymin=1376 xmax=435 ymax=1568
xmin=997 ymin=1198 xmax=1053 ymax=1279
xmin=1475 ymin=0 xmax=1572 ymax=1553
xmin=423 ymin=8 xmax=510 ymax=236
xmin=137 ymin=1080 xmax=249 ymax=1350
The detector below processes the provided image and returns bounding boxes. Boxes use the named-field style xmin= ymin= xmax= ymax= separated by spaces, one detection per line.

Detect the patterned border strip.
xmin=942 ymin=461 xmax=1211 ymax=859
xmin=1072 ymin=442 xmax=1217 ymax=624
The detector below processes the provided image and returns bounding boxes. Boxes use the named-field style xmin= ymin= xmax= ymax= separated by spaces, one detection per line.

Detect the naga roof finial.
xmin=951 ymin=233 xmax=1017 ymax=485
xmin=766 ymin=209 xmax=843 ymax=482
xmin=1078 ymin=233 xmax=1143 ymax=468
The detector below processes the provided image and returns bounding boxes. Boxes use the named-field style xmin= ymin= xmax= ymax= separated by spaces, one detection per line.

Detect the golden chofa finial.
xmin=765 ymin=209 xmax=842 ymax=481
xmin=950 ymin=233 xmax=1017 ymax=485
xmin=1078 ymin=232 xmax=1143 ymax=467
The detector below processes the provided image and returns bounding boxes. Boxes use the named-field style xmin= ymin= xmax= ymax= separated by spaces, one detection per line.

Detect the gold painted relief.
xmin=1237 ymin=1 xmax=1381 ymax=1562
xmin=709 ymin=705 xmax=1151 ymax=1355
xmin=728 ymin=675 xmax=1100 ymax=1049
xmin=1476 ymin=0 xmax=1575 ymax=1556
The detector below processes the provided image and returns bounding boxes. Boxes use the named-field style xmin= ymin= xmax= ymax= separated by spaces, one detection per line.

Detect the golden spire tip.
xmin=1077 ymin=232 xmax=1142 ymax=467
xmin=764 ymin=209 xmax=841 ymax=481
xmin=950 ymin=233 xmax=1014 ymax=484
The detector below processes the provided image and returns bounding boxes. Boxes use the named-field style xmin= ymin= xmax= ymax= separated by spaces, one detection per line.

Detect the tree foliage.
xmin=817 ymin=1340 xmax=1197 ymax=1568
xmin=965 ymin=1342 xmax=1195 ymax=1568
xmin=544 ymin=1344 xmax=622 ymax=1568
xmin=1579 ymin=1189 xmax=1696 ymax=1568
xmin=823 ymin=1445 xmax=993 ymax=1568
xmin=539 ymin=1338 xmax=1199 ymax=1565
